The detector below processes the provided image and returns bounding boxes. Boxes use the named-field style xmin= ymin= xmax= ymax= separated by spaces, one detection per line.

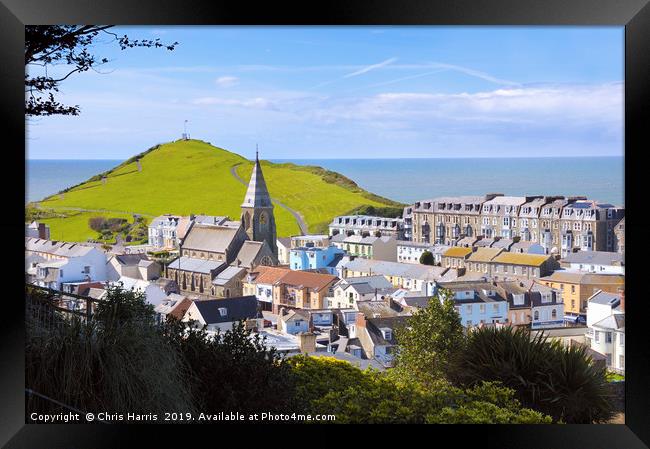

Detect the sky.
xmin=26 ymin=26 xmax=624 ymax=160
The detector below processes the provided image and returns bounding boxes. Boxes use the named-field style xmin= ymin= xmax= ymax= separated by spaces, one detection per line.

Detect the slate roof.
xmin=342 ymin=258 xmax=449 ymax=281
xmin=114 ymin=254 xmax=149 ymax=266
xmin=588 ymin=290 xmax=621 ymax=306
xmin=593 ymin=314 xmax=625 ymax=330
xmin=365 ymin=316 xmax=409 ymax=345
xmin=562 ymin=251 xmax=624 ymax=266
xmin=540 ymin=271 xmax=624 ymax=285
xmin=26 ymin=237 xmax=96 ymax=258
xmin=212 ymin=266 xmax=247 ymax=286
xmin=167 ymin=256 xmax=225 ymax=274
xmin=235 ymin=240 xmax=266 ymax=268
xmin=242 ymin=157 xmax=273 ymax=209
xmin=192 ymin=296 xmax=260 ymax=324
xmin=182 ymin=224 xmax=241 ymax=254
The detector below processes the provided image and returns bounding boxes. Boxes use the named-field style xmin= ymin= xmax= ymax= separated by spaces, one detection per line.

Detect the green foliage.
xmin=26 ymin=286 xmax=195 ymax=415
xmin=162 ymin=319 xmax=296 ymax=415
xmin=448 ymin=326 xmax=615 ymax=423
xmin=287 ymin=356 xmax=551 ymax=424
xmin=419 ymin=250 xmax=435 ymax=265
xmin=392 ymin=289 xmax=465 ymax=385
xmin=344 ymin=204 xmax=406 ymax=218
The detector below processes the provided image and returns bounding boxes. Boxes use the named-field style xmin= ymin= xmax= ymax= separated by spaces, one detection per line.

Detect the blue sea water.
xmin=275 ymin=157 xmax=625 ymax=206
xmin=26 ymin=157 xmax=624 ymax=207
xmin=26 ymin=159 xmax=124 ymax=204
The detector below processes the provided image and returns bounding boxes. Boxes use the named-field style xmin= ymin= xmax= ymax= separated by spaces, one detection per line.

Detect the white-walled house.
xmin=561 ymin=251 xmax=624 ymax=275
xmin=585 ymin=290 xmax=625 ymax=373
xmin=277 ymin=309 xmax=311 ymax=335
xmin=330 ymin=275 xmax=394 ymax=309
xmin=25 ymin=237 xmax=108 ymax=290
xmin=396 ymin=241 xmax=449 ymax=265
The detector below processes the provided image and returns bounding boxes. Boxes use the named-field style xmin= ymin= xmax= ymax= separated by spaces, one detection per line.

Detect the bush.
xmin=26 ymin=286 xmax=195 ymax=416
xmin=287 ymin=356 xmax=551 ymax=424
xmin=419 ymin=250 xmax=435 ymax=265
xmin=88 ymin=216 xmax=107 ymax=232
xmin=162 ymin=319 xmax=296 ymax=415
xmin=448 ymin=326 xmax=615 ymax=423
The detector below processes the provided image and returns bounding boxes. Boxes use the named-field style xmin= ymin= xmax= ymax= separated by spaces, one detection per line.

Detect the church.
xmin=165 ymin=150 xmax=279 ymax=299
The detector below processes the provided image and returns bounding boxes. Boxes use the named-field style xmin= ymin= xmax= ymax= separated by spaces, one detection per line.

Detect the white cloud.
xmin=192 ymin=96 xmax=272 ymax=109
xmin=215 ymin=76 xmax=239 ymax=87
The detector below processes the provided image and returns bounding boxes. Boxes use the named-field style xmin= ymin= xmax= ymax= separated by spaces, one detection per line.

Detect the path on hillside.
xmin=33 ymin=204 xmax=157 ymax=218
xmin=230 ymin=163 xmax=308 ymax=235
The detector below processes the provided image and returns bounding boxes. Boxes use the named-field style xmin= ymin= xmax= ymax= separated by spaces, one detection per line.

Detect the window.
xmin=83 ymin=266 xmax=90 ymax=274
xmin=606 ymin=353 xmax=612 ymax=367
xmin=619 ymin=355 xmax=625 ymax=369
xmin=466 ymin=304 xmax=473 ymax=313
xmin=479 ymin=304 xmax=486 ymax=314
xmin=492 ymin=304 xmax=499 ymax=313
xmin=571 ymin=285 xmax=575 ymax=294
xmin=606 ymin=332 xmax=612 ymax=344
xmin=620 ymin=333 xmax=625 ymax=346
xmin=59 ymin=270 xmax=63 ymax=278
xmin=551 ymin=309 xmax=557 ymax=319
xmin=594 ymin=331 xmax=600 ymax=343
xmin=534 ymin=310 xmax=539 ymax=321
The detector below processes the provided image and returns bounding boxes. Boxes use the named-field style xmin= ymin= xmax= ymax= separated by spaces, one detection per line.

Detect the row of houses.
xmin=403 ymin=194 xmax=624 ymax=256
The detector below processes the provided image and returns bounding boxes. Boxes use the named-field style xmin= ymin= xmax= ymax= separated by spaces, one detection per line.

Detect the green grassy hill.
xmin=30 ymin=140 xmax=404 ymax=241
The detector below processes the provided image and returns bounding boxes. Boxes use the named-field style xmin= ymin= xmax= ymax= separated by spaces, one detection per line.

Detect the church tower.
xmin=241 ymin=146 xmax=278 ymax=256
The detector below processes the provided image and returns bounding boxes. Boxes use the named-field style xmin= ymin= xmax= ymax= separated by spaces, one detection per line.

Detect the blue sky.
xmin=26 ymin=26 xmax=624 ymax=160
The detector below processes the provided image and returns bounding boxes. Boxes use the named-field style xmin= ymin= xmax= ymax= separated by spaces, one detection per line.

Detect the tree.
xmin=448 ymin=326 xmax=615 ymax=423
xmin=287 ymin=355 xmax=551 ymax=424
xmin=25 ymin=26 xmax=178 ymax=116
xmin=419 ymin=250 xmax=435 ymax=265
xmin=162 ymin=319 xmax=296 ymax=415
xmin=392 ymin=289 xmax=465 ymax=386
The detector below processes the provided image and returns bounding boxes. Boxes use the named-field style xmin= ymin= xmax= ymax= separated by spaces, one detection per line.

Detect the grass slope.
xmin=32 ymin=140 xmax=403 ymax=241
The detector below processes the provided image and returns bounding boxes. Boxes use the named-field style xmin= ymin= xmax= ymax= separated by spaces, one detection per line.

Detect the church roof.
xmin=242 ymin=156 xmax=273 ymax=209
xmin=182 ymin=224 xmax=241 ymax=254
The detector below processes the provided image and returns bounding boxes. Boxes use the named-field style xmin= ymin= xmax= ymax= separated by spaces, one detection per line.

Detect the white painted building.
xmin=396 ymin=241 xmax=449 ymax=265
xmin=436 ymin=281 xmax=509 ymax=328
xmin=585 ymin=290 xmax=625 ymax=373
xmin=25 ymin=237 xmax=108 ymax=290
xmin=561 ymin=251 xmax=624 ymax=275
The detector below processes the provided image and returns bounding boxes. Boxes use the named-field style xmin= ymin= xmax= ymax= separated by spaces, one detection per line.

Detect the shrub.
xmin=419 ymin=250 xmax=435 ymax=265
xmin=287 ymin=356 xmax=551 ymax=424
xmin=448 ymin=326 xmax=615 ymax=423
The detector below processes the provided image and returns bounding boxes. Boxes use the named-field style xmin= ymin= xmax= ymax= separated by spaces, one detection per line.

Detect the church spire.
xmin=242 ymin=145 xmax=273 ymax=209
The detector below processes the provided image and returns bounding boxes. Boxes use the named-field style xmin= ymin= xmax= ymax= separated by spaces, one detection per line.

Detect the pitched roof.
xmin=365 ymin=316 xmax=409 ymax=345
xmin=113 ymin=253 xmax=149 ymax=266
xmin=249 ymin=266 xmax=292 ymax=285
xmin=212 ymin=266 xmax=247 ymax=286
xmin=235 ymin=240 xmax=267 ymax=268
xmin=492 ymin=252 xmax=551 ymax=266
xmin=562 ymin=251 xmax=624 ymax=266
xmin=276 ymin=270 xmax=338 ymax=291
xmin=342 ymin=258 xmax=450 ymax=281
xmin=540 ymin=271 xmax=624 ymax=285
xmin=593 ymin=314 xmax=625 ymax=330
xmin=468 ymin=247 xmax=503 ymax=262
xmin=192 ymin=296 xmax=259 ymax=324
xmin=167 ymin=256 xmax=225 ymax=274
xmin=588 ymin=290 xmax=621 ymax=306
xmin=182 ymin=224 xmax=241 ymax=254
xmin=443 ymin=247 xmax=473 ymax=258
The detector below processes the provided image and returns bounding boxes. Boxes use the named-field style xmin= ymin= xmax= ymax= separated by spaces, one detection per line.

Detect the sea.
xmin=26 ymin=157 xmax=624 ymax=206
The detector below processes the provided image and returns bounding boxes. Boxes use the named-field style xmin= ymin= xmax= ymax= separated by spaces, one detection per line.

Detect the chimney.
xmin=37 ymin=223 xmax=49 ymax=240
xmin=618 ymin=287 xmax=625 ymax=311
xmin=279 ymin=307 xmax=287 ymax=317
xmin=298 ymin=332 xmax=316 ymax=354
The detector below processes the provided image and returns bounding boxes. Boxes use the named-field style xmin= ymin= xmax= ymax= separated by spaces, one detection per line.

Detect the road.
xmin=230 ymin=163 xmax=308 ymax=235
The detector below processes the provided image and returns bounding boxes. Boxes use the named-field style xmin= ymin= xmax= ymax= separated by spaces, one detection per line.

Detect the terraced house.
xmin=328 ymin=215 xmax=405 ymax=239
xmin=411 ymin=194 xmax=497 ymax=245
xmin=409 ymin=193 xmax=624 ymax=257
xmin=559 ymin=200 xmax=624 ymax=257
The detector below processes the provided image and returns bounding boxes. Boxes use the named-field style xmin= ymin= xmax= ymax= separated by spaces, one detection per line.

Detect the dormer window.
xmin=380 ymin=328 xmax=392 ymax=340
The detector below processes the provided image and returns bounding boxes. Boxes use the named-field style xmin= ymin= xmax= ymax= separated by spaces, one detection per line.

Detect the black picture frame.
xmin=3 ymin=0 xmax=648 ymax=447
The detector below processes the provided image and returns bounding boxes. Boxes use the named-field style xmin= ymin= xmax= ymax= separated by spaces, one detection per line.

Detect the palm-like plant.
xmin=448 ymin=326 xmax=615 ymax=423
